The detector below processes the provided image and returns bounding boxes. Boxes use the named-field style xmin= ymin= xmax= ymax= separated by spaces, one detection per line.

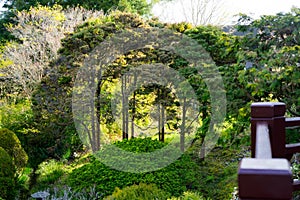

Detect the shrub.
xmin=0 ymin=100 xmax=34 ymax=134
xmin=169 ymin=191 xmax=206 ymax=200
xmin=0 ymin=147 xmax=16 ymax=199
xmin=0 ymin=147 xmax=15 ymax=177
xmin=0 ymin=177 xmax=15 ymax=200
xmin=33 ymin=160 xmax=66 ymax=191
xmin=0 ymin=128 xmax=28 ymax=173
xmin=104 ymin=183 xmax=170 ymax=200
xmin=114 ymin=137 xmax=166 ymax=153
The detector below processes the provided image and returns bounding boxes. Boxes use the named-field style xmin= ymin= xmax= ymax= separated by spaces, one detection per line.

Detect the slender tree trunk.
xmin=131 ymin=72 xmax=137 ymax=138
xmin=161 ymin=104 xmax=165 ymax=142
xmin=122 ymin=75 xmax=125 ymax=139
xmin=125 ymin=76 xmax=129 ymax=139
xmin=180 ymin=97 xmax=187 ymax=152
xmin=200 ymin=110 xmax=209 ymax=160
xmin=158 ymin=103 xmax=161 ymax=140
xmin=122 ymin=74 xmax=128 ymax=139
xmin=200 ymin=138 xmax=205 ymax=161
xmin=90 ymin=70 xmax=96 ymax=152
xmin=95 ymin=69 xmax=103 ymax=151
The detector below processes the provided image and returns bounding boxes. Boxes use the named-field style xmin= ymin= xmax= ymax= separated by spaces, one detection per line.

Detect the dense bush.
xmin=0 ymin=100 xmax=34 ymax=136
xmin=0 ymin=128 xmax=28 ymax=173
xmin=104 ymin=183 xmax=170 ymax=200
xmin=169 ymin=191 xmax=206 ymax=200
xmin=66 ymin=138 xmax=200 ymax=198
xmin=0 ymin=147 xmax=16 ymax=200
xmin=0 ymin=147 xmax=14 ymax=177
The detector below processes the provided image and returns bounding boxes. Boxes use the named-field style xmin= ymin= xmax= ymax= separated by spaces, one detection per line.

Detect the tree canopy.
xmin=2 ymin=0 xmax=155 ymax=15
xmin=236 ymin=7 xmax=300 ymax=115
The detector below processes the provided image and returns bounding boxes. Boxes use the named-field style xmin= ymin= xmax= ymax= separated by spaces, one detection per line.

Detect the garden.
xmin=0 ymin=1 xmax=299 ymax=199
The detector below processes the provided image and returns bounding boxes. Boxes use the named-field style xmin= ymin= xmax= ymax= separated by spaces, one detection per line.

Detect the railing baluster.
xmin=255 ymin=122 xmax=272 ymax=159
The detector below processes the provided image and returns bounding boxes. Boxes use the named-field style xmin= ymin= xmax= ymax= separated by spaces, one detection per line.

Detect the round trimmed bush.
xmin=104 ymin=183 xmax=170 ymax=200
xmin=0 ymin=147 xmax=15 ymax=199
xmin=0 ymin=128 xmax=28 ymax=173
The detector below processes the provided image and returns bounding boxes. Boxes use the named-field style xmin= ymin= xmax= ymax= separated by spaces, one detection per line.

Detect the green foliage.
xmin=189 ymin=146 xmax=245 ymax=199
xmin=16 ymin=167 xmax=32 ymax=191
xmin=235 ymin=7 xmax=300 ymax=115
xmin=0 ymin=147 xmax=15 ymax=178
xmin=185 ymin=25 xmax=239 ymax=65
xmin=0 ymin=177 xmax=15 ymax=200
xmin=169 ymin=191 xmax=206 ymax=200
xmin=183 ymin=25 xmax=244 ymax=146
xmin=32 ymin=159 xmax=66 ymax=191
xmin=2 ymin=3 xmax=300 ymax=200
xmin=114 ymin=137 xmax=166 ymax=152
xmin=286 ymin=128 xmax=300 ymax=144
xmin=0 ymin=147 xmax=16 ymax=200
xmin=31 ymin=12 xmax=148 ymax=167
xmin=0 ymin=100 xmax=35 ymax=135
xmin=104 ymin=183 xmax=170 ymax=200
xmin=0 ymin=101 xmax=35 ymax=198
xmin=167 ymin=22 xmax=193 ymax=33
xmin=66 ymin=138 xmax=200 ymax=197
xmin=0 ymin=128 xmax=28 ymax=173
xmin=2 ymin=0 xmax=154 ymax=15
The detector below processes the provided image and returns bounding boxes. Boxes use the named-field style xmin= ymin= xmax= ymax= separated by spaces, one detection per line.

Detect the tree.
xmin=2 ymin=0 xmax=156 ymax=16
xmin=154 ymin=0 xmax=229 ymax=26
xmin=180 ymin=0 xmax=228 ymax=25
xmin=34 ymin=13 xmax=230 ymax=162
xmin=33 ymin=12 xmax=145 ymax=158
xmin=0 ymin=5 xmax=102 ymax=97
xmin=235 ymin=7 xmax=300 ymax=115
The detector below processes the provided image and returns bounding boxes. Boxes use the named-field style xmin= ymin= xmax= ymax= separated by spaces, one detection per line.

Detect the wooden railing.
xmin=238 ymin=102 xmax=300 ymax=200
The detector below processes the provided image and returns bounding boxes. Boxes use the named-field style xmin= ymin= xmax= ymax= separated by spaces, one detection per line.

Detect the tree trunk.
xmin=90 ymin=68 xmax=97 ymax=152
xmin=180 ymin=97 xmax=187 ymax=152
xmin=161 ymin=104 xmax=165 ymax=142
xmin=158 ymin=103 xmax=161 ymax=140
xmin=95 ymin=72 xmax=102 ymax=151
xmin=131 ymin=73 xmax=137 ymax=138
xmin=122 ymin=74 xmax=128 ymax=139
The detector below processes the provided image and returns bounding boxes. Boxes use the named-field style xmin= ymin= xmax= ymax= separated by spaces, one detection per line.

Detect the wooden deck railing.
xmin=238 ymin=102 xmax=300 ymax=200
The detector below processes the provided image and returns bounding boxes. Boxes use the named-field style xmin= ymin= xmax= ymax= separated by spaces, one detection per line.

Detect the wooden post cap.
xmin=251 ymin=102 xmax=286 ymax=118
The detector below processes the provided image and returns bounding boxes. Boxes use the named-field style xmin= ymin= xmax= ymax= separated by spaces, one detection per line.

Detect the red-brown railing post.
xmin=239 ymin=102 xmax=293 ymax=199
xmin=238 ymin=158 xmax=293 ymax=200
xmin=251 ymin=102 xmax=286 ymax=158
